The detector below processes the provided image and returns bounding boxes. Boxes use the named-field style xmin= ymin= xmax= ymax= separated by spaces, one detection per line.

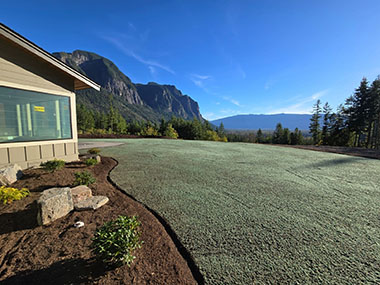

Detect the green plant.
xmin=40 ymin=159 xmax=65 ymax=172
xmin=91 ymin=216 xmax=143 ymax=266
xmin=74 ymin=170 xmax=96 ymax=186
xmin=0 ymin=186 xmax=29 ymax=204
xmin=85 ymin=158 xmax=98 ymax=166
xmin=88 ymin=148 xmax=101 ymax=155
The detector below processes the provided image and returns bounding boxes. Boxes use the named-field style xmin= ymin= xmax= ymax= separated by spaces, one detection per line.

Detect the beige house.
xmin=0 ymin=23 xmax=100 ymax=169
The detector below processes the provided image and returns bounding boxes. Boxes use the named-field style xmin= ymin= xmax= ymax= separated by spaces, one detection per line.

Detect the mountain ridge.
xmin=53 ymin=50 xmax=203 ymax=122
xmin=211 ymin=113 xmax=314 ymax=130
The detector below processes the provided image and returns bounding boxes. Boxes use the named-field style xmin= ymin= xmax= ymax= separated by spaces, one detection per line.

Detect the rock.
xmin=81 ymin=154 xmax=101 ymax=163
xmin=95 ymin=155 xmax=101 ymax=163
xmin=74 ymin=221 xmax=85 ymax=228
xmin=0 ymin=164 xmax=23 ymax=185
xmin=37 ymin=187 xmax=74 ymax=225
xmin=71 ymin=185 xmax=92 ymax=204
xmin=74 ymin=196 xmax=109 ymax=211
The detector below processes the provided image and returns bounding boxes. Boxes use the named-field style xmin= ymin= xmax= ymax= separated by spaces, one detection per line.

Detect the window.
xmin=0 ymin=86 xmax=72 ymax=143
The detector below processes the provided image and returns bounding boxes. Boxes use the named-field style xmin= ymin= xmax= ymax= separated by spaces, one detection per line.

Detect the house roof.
xmin=0 ymin=23 xmax=100 ymax=91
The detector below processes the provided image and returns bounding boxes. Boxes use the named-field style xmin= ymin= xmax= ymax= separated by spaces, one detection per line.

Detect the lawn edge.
xmin=106 ymin=157 xmax=205 ymax=285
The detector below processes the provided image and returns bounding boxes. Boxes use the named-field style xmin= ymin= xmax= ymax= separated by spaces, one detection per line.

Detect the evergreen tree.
xmin=281 ymin=128 xmax=291 ymax=144
xmin=345 ymin=78 xmax=370 ymax=146
xmin=367 ymin=78 xmax=380 ymax=148
xmin=217 ymin=122 xmax=225 ymax=137
xmin=256 ymin=128 xmax=263 ymax=143
xmin=290 ymin=128 xmax=303 ymax=145
xmin=76 ymin=104 xmax=95 ymax=133
xmin=309 ymin=99 xmax=322 ymax=144
xmin=272 ymin=123 xmax=284 ymax=144
xmin=321 ymin=102 xmax=332 ymax=145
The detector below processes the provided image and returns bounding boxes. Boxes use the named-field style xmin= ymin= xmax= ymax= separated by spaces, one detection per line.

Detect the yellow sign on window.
xmin=34 ymin=106 xmax=45 ymax=112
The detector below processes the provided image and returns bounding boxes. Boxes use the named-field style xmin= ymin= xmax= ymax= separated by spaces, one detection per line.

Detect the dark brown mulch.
xmin=282 ymin=144 xmax=380 ymax=160
xmin=0 ymin=157 xmax=197 ymax=285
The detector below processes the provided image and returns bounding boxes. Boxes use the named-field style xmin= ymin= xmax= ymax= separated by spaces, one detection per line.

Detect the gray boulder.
xmin=74 ymin=196 xmax=109 ymax=211
xmin=37 ymin=187 xmax=74 ymax=225
xmin=0 ymin=164 xmax=23 ymax=186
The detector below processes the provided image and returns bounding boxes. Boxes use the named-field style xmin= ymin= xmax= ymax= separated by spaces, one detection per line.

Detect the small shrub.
xmin=88 ymin=148 xmax=101 ymax=155
xmin=74 ymin=170 xmax=96 ymax=186
xmin=85 ymin=158 xmax=98 ymax=167
xmin=40 ymin=159 xmax=65 ymax=172
xmin=0 ymin=186 xmax=29 ymax=204
xmin=91 ymin=216 xmax=143 ymax=266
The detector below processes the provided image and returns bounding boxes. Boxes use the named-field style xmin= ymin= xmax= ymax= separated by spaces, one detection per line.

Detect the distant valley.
xmin=211 ymin=114 xmax=314 ymax=130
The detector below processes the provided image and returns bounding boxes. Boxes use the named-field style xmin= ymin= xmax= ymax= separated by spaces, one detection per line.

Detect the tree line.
xmin=76 ymin=104 xmax=227 ymax=142
xmin=309 ymin=76 xmax=380 ymax=148
xmin=226 ymin=124 xmax=310 ymax=145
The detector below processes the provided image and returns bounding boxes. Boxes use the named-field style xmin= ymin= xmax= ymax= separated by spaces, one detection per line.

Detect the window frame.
xmin=0 ymin=86 xmax=73 ymax=144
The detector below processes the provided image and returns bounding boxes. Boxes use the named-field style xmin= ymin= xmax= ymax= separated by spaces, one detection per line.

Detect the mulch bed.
xmin=0 ymin=157 xmax=197 ymax=284
xmin=282 ymin=145 xmax=380 ymax=160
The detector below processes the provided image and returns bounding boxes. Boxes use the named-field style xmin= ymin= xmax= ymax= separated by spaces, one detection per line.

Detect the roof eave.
xmin=0 ymin=23 xmax=100 ymax=91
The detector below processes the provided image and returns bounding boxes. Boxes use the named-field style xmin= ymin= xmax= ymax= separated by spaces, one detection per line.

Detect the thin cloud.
xmin=223 ymin=96 xmax=241 ymax=107
xmin=237 ymin=65 xmax=246 ymax=79
xmin=192 ymin=74 xmax=212 ymax=80
xmin=190 ymin=74 xmax=212 ymax=91
xmin=102 ymin=35 xmax=175 ymax=74
xmin=268 ymin=89 xmax=328 ymax=114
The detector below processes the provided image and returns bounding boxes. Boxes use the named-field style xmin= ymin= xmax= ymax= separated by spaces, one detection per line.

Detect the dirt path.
xmin=283 ymin=145 xmax=380 ymax=160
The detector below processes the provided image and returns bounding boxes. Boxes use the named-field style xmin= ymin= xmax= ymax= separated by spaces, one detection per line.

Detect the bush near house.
xmin=40 ymin=159 xmax=65 ymax=172
xmin=0 ymin=186 xmax=29 ymax=204
xmin=91 ymin=216 xmax=143 ymax=267
xmin=85 ymin=158 xmax=98 ymax=167
xmin=88 ymin=148 xmax=101 ymax=155
xmin=74 ymin=170 xmax=96 ymax=186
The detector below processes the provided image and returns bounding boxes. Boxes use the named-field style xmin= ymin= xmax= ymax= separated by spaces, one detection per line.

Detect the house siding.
xmin=0 ymin=35 xmax=79 ymax=169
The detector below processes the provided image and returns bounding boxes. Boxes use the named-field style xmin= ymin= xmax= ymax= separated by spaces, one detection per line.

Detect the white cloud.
xmin=192 ymin=74 xmax=212 ymax=80
xmin=101 ymin=35 xmax=175 ymax=74
xmin=267 ymin=89 xmax=328 ymax=114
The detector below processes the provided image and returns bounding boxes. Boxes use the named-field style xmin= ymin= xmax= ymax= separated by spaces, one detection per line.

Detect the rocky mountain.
xmin=53 ymin=50 xmax=202 ymax=122
xmin=211 ymin=114 xmax=315 ymax=130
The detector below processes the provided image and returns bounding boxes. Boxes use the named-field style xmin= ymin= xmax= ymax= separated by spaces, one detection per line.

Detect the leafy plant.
xmin=91 ymin=216 xmax=143 ymax=266
xmin=40 ymin=159 xmax=65 ymax=172
xmin=74 ymin=170 xmax=96 ymax=186
xmin=85 ymin=158 xmax=98 ymax=167
xmin=0 ymin=186 xmax=29 ymax=204
xmin=88 ymin=148 xmax=101 ymax=155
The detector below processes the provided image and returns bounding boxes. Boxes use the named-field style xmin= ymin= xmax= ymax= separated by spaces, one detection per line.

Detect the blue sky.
xmin=2 ymin=0 xmax=380 ymax=120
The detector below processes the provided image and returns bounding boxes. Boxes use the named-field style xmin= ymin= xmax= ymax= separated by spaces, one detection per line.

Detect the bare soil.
xmin=283 ymin=144 xmax=380 ymax=159
xmin=0 ymin=157 xmax=197 ymax=285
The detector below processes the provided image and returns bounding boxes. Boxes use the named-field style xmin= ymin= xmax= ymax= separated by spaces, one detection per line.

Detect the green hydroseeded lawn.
xmin=81 ymin=139 xmax=380 ymax=284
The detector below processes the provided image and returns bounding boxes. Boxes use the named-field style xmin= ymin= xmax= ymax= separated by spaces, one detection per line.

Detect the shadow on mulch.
xmin=1 ymin=258 xmax=108 ymax=285
xmin=0 ymin=202 xmax=38 ymax=235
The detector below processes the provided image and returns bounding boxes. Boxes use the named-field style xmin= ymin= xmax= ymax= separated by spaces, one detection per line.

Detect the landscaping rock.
xmin=37 ymin=187 xmax=74 ymax=225
xmin=71 ymin=185 xmax=92 ymax=203
xmin=0 ymin=164 xmax=23 ymax=185
xmin=81 ymin=154 xmax=101 ymax=163
xmin=74 ymin=196 xmax=109 ymax=211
